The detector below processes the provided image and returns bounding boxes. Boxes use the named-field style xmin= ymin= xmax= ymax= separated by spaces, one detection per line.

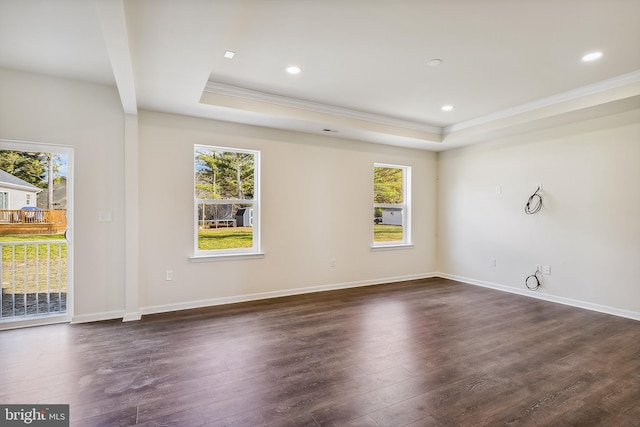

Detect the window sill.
xmin=370 ymin=244 xmax=414 ymax=251
xmin=189 ymin=252 xmax=265 ymax=262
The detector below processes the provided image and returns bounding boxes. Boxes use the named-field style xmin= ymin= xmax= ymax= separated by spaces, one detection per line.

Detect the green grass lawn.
xmin=198 ymin=227 xmax=253 ymax=250
xmin=373 ymin=224 xmax=403 ymax=242
xmin=0 ymin=234 xmax=66 ymax=262
xmin=0 ymin=234 xmax=65 ymax=243
xmin=197 ymin=225 xmax=402 ymax=249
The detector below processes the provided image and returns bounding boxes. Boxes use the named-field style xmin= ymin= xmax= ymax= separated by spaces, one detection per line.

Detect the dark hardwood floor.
xmin=1 ymin=278 xmax=639 ymax=426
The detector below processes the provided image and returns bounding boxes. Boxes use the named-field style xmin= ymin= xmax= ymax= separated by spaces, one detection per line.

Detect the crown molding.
xmin=445 ymin=70 xmax=640 ymax=135
xmin=203 ymin=70 xmax=640 ymax=148
xmin=204 ymin=81 xmax=442 ymax=135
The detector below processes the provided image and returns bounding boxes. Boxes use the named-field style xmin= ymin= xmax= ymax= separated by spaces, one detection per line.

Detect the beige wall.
xmin=138 ymin=111 xmax=438 ymax=312
xmin=0 ymin=68 xmax=126 ymax=321
xmin=438 ymin=109 xmax=640 ymax=317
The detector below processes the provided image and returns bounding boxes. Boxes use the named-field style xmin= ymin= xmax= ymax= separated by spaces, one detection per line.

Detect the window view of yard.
xmin=195 ymin=146 xmax=258 ymax=253
xmin=373 ymin=164 xmax=408 ymax=244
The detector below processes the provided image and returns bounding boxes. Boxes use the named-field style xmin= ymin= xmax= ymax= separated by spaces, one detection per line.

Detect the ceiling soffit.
xmin=201 ymin=71 xmax=640 ymax=149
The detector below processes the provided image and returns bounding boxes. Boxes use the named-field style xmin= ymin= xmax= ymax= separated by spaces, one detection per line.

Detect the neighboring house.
xmin=0 ymin=169 xmax=42 ymax=210
xmin=37 ymin=176 xmax=67 ymax=209
xmin=381 ymin=207 xmax=403 ymax=225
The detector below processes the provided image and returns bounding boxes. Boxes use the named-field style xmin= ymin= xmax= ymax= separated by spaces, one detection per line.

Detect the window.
xmin=194 ymin=145 xmax=260 ymax=257
xmin=0 ymin=192 xmax=8 ymax=209
xmin=25 ymin=194 xmax=31 ymax=205
xmin=373 ymin=163 xmax=411 ymax=247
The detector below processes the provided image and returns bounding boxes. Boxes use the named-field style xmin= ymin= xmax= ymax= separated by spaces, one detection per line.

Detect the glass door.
xmin=0 ymin=141 xmax=73 ymax=328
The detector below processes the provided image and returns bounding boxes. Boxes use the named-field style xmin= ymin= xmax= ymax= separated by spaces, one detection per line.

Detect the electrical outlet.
xmin=536 ymin=264 xmax=542 ymax=273
xmin=495 ymin=185 xmax=502 ymax=195
xmin=491 ymin=258 xmax=497 ymax=267
xmin=165 ymin=270 xmax=173 ymax=281
xmin=543 ymin=265 xmax=551 ymax=275
xmin=329 ymin=258 xmax=336 ymax=268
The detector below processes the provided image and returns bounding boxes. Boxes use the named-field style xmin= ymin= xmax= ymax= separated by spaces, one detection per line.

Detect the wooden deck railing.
xmin=0 ymin=209 xmax=66 ymax=224
xmin=0 ymin=210 xmax=67 ymax=235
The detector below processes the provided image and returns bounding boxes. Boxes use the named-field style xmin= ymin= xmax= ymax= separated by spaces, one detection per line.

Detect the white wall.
xmin=0 ymin=68 xmax=126 ymax=321
xmin=438 ymin=109 xmax=640 ymax=317
xmin=138 ymin=111 xmax=438 ymax=312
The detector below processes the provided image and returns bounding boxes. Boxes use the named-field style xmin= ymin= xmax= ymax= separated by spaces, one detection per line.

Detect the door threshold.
xmin=0 ymin=314 xmax=70 ymax=330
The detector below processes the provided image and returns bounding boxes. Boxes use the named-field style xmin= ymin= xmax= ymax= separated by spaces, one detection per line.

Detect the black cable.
xmin=525 ymin=271 xmax=541 ymax=290
xmin=525 ymin=186 xmax=542 ymax=214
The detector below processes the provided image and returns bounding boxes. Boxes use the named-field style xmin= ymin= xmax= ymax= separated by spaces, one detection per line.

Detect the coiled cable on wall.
xmin=525 ymin=186 xmax=542 ymax=215
xmin=525 ymin=270 xmax=541 ymax=291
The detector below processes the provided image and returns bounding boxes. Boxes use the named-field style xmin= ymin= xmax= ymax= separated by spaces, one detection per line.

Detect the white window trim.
xmin=193 ymin=145 xmax=261 ymax=258
xmin=371 ymin=243 xmax=414 ymax=251
xmin=372 ymin=163 xmax=412 ymax=248
xmin=189 ymin=252 xmax=265 ymax=262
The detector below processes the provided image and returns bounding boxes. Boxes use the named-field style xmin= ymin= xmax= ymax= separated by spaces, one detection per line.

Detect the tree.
xmin=0 ymin=150 xmax=65 ymax=209
xmin=48 ymin=154 xmax=54 ymax=209
xmin=374 ymin=166 xmax=403 ymax=204
xmin=195 ymin=149 xmax=254 ymax=200
xmin=0 ymin=151 xmax=47 ymax=188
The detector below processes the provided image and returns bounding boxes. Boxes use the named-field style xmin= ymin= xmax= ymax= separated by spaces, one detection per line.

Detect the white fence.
xmin=0 ymin=240 xmax=67 ymax=319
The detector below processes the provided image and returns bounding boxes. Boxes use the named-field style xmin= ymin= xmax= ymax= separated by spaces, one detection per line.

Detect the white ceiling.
xmin=1 ymin=0 xmax=639 ymax=150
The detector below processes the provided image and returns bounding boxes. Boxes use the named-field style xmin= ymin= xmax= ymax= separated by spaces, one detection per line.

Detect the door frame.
xmin=0 ymin=139 xmax=74 ymax=329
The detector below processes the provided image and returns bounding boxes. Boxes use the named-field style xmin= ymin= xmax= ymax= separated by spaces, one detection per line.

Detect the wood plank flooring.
xmin=1 ymin=278 xmax=639 ymax=426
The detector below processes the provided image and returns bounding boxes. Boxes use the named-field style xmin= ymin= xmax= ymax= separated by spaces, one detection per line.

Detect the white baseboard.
xmin=437 ymin=272 xmax=640 ymax=322
xmin=122 ymin=312 xmax=142 ymax=322
xmin=71 ymin=310 xmax=125 ymax=324
xmin=140 ymin=273 xmax=437 ymax=316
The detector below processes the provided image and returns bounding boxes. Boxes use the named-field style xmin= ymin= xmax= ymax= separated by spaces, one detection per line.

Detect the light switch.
xmin=98 ymin=211 xmax=112 ymax=222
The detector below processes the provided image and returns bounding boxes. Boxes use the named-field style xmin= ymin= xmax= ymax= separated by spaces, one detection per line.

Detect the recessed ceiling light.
xmin=427 ymin=58 xmax=443 ymax=67
xmin=582 ymin=51 xmax=603 ymax=62
xmin=286 ymin=66 xmax=302 ymax=75
xmin=223 ymin=50 xmax=235 ymax=59
xmin=441 ymin=105 xmax=454 ymax=112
